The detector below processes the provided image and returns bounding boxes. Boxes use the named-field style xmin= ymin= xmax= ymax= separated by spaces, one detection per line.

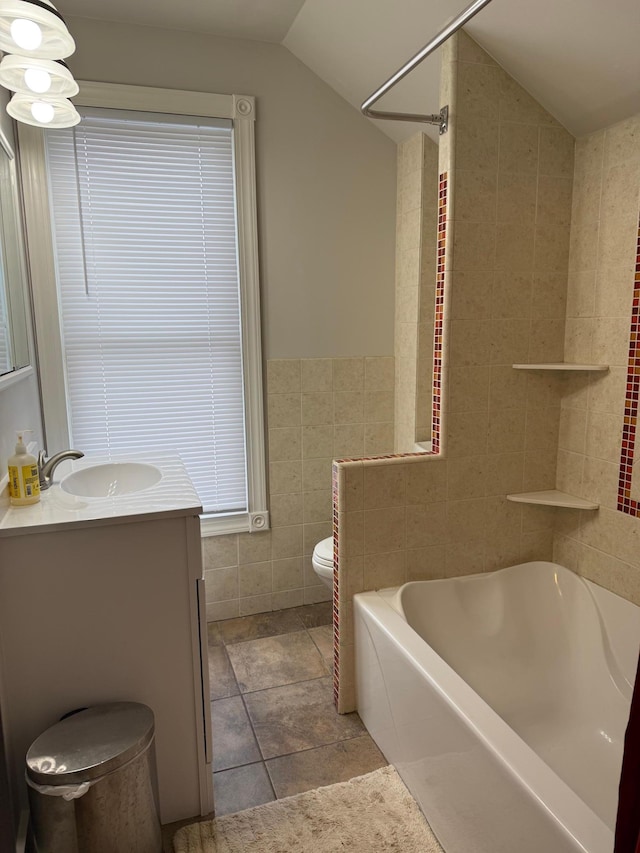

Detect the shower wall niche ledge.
xmin=512 ymin=363 xmax=609 ymax=372
xmin=507 ymin=490 xmax=599 ymax=510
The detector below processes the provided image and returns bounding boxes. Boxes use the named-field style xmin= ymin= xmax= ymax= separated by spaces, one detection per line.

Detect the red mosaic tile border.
xmin=432 ymin=171 xmax=448 ymax=453
xmin=332 ymin=460 xmax=340 ymax=707
xmin=618 ymin=218 xmax=640 ymax=516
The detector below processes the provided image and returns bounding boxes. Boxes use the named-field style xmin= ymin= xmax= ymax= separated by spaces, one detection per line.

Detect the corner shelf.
xmin=506 ymin=490 xmax=599 ymax=510
xmin=512 ymin=363 xmax=608 ymax=372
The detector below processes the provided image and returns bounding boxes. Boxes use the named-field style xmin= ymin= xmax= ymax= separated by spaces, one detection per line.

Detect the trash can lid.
xmin=26 ymin=702 xmax=155 ymax=786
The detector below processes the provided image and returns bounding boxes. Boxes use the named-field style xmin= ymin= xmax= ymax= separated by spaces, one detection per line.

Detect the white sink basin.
xmin=60 ymin=462 xmax=162 ymax=498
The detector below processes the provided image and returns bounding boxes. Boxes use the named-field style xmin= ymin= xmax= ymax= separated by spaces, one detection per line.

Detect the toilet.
xmin=311 ymin=536 xmax=334 ymax=589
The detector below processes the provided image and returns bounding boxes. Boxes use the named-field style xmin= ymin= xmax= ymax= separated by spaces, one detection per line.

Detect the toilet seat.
xmin=312 ymin=536 xmax=334 ymax=589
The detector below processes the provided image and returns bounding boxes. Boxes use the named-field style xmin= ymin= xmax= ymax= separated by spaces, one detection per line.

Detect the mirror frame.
xmin=0 ymin=122 xmax=34 ymax=386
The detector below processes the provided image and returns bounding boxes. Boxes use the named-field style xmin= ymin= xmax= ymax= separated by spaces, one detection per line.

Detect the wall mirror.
xmin=0 ymin=130 xmax=30 ymax=378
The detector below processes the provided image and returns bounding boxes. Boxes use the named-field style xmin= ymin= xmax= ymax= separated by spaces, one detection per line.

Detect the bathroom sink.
xmin=60 ymin=462 xmax=162 ymax=498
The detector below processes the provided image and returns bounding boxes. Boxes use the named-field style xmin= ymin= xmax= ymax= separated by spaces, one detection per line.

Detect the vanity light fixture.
xmin=0 ymin=0 xmax=74 ymax=59
xmin=7 ymin=91 xmax=79 ymax=127
xmin=0 ymin=55 xmax=78 ymax=97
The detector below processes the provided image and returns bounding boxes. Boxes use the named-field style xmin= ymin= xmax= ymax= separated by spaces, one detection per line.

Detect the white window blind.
xmin=44 ymin=108 xmax=248 ymax=515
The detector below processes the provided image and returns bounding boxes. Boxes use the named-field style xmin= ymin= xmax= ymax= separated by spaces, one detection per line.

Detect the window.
xmin=19 ymin=84 xmax=268 ymax=534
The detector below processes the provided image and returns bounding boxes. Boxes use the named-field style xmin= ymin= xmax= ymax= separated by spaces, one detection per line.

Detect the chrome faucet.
xmin=38 ymin=449 xmax=85 ymax=490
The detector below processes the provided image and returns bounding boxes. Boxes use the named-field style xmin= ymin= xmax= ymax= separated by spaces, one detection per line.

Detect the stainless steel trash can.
xmin=26 ymin=702 xmax=162 ymax=853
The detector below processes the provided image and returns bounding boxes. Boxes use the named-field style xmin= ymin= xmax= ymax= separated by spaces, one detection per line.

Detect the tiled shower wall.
xmin=204 ymin=356 xmax=394 ymax=621
xmin=553 ymin=112 xmax=640 ymax=605
xmin=335 ymin=31 xmax=576 ymax=712
xmin=394 ymin=133 xmax=439 ymax=451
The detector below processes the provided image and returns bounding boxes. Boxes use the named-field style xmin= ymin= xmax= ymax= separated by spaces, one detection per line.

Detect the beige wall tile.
xmin=585 ymin=410 xmax=623 ymax=464
xmin=558 ymin=407 xmax=587 ymax=454
xmin=334 ymin=423 xmax=365 ymax=457
xmin=302 ymin=425 xmax=334 ymax=459
xmin=454 ymin=169 xmax=497 ymax=221
xmin=497 ymin=172 xmax=537 ymax=224
xmin=525 ymin=406 xmax=561 ymax=451
xmin=448 ymin=411 xmax=489 ymax=457
xmin=495 ymin=222 xmax=535 ymax=271
xmin=406 ymin=545 xmax=447 ymax=580
xmin=574 ymin=131 xmax=604 ymax=179
xmin=490 ymin=319 xmax=531 ymax=364
xmin=566 ymin=271 xmax=597 ymax=318
xmin=445 ymin=539 xmax=485 ymax=576
xmin=527 ymin=319 xmax=565 ymax=364
xmin=238 ymin=530 xmax=272 ymax=565
xmin=364 ymin=464 xmax=406 ymax=509
xmin=205 ymin=566 xmax=238 ymax=603
xmin=499 ymin=74 xmax=557 ymax=126
xmin=270 ymin=492 xmax=304 ymax=528
xmin=404 ymin=459 xmax=448 ymax=504
xmin=587 ymin=368 xmax=627 ymax=414
xmin=453 ymin=221 xmax=496 ymax=270
xmin=364 ymin=506 xmax=406 ymax=553
xmin=499 ymin=123 xmax=539 ymax=174
xmin=523 ymin=450 xmax=557 ymax=491
xmin=303 ymin=522 xmax=332 ymax=556
xmin=533 ymin=224 xmax=570 ymax=273
xmin=301 ymin=392 xmax=333 ymax=425
xmin=304 ymin=585 xmax=332 ymax=605
xmin=332 ymin=357 xmax=365 ymax=391
xmin=485 ymin=452 xmax=524 ymax=496
xmin=272 ymin=557 xmax=304 ymax=592
xmin=302 ymin=457 xmax=333 ymax=492
xmin=269 ymin=460 xmax=302 ymax=495
xmin=239 ymin=562 xmax=272 ymax=597
xmin=300 ymin=358 xmax=333 ymax=392
xmin=342 ymin=511 xmax=364 ymax=557
xmin=269 ymin=427 xmax=302 ymax=461
xmin=267 ymin=359 xmax=301 ymax=393
xmin=365 ymin=390 xmax=395 ymax=423
xmin=457 ymin=61 xmax=501 ymax=122
xmin=603 ymin=114 xmax=640 ymax=169
xmin=271 ymin=525 xmax=304 ymax=560
xmin=365 ymin=356 xmax=395 ymax=391
xmin=531 ymin=273 xmax=567 ymax=320
xmin=489 ymin=365 xmax=527 ymax=409
xmin=333 ymin=391 xmax=364 ymax=425
xmin=446 ymin=498 xmax=489 ymax=543
xmin=538 ymin=127 xmax=574 ymax=177
xmin=456 ymin=119 xmax=499 ymax=173
xmin=449 ymin=271 xmax=493 ymax=320
xmin=363 ymin=550 xmax=407 ymax=590
xmin=365 ymin=422 xmax=395 ymax=455
xmin=406 ymin=502 xmax=448 ymax=548
xmin=591 ymin=316 xmax=632 ymax=367
xmin=303 ymin=489 xmax=332 ymax=523
xmin=272 ymin=589 xmax=304 ymax=610
xmin=449 ymin=319 xmax=492 ymax=366
xmin=203 ymin=534 xmax=238 ymax=570
xmin=207 ymin=600 xmax=239 ymax=622
xmin=448 ymin=366 xmax=491 ymax=412
xmin=491 ymin=271 xmax=532 ymax=319
xmin=240 ymin=594 xmax=274 ymax=617
xmin=594 ymin=266 xmax=634 ymax=318
xmin=448 ymin=455 xmax=487 ymax=500
xmin=537 ymin=176 xmax=573 ymax=226
xmin=267 ymin=393 xmax=301 ymax=428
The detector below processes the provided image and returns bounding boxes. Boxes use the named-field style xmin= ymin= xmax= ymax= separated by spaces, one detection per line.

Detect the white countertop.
xmin=0 ymin=452 xmax=202 ymax=537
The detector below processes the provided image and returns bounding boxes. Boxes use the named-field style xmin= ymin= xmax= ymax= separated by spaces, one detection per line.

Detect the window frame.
xmin=18 ymin=82 xmax=268 ymax=536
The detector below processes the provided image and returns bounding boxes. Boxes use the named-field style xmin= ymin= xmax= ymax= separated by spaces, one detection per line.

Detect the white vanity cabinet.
xmin=0 ymin=455 xmax=213 ymax=826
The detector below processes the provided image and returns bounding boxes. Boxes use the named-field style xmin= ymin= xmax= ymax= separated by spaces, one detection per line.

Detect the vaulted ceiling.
xmin=57 ymin=0 xmax=640 ymax=143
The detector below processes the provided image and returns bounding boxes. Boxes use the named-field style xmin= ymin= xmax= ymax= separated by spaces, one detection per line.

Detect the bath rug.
xmin=173 ymin=765 xmax=444 ymax=853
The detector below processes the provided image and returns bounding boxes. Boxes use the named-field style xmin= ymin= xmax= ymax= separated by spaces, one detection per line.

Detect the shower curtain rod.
xmin=361 ymin=0 xmax=495 ymax=134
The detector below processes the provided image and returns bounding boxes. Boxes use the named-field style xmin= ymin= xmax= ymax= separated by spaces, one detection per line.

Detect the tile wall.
xmin=553 ymin=112 xmax=640 ymax=604
xmin=394 ymin=133 xmax=439 ymax=451
xmin=334 ymin=31 xmax=576 ymax=712
xmin=204 ymin=356 xmax=395 ymax=621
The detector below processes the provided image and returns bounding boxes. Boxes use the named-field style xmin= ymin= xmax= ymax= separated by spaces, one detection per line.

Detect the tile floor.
xmin=162 ymin=602 xmax=387 ymax=851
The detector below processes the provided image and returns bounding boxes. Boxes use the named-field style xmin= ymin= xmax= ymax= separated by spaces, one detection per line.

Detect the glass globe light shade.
xmin=30 ymin=99 xmax=54 ymax=123
xmin=0 ymin=55 xmax=78 ymax=97
xmin=0 ymin=0 xmax=75 ymax=58
xmin=7 ymin=92 xmax=80 ymax=128
xmin=10 ymin=17 xmax=41 ymax=50
xmin=24 ymin=66 xmax=51 ymax=93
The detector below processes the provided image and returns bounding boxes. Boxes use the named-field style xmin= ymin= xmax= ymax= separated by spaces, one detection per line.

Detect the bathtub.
xmin=354 ymin=561 xmax=640 ymax=853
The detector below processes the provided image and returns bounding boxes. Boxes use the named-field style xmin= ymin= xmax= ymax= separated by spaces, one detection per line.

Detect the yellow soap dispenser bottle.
xmin=8 ymin=430 xmax=40 ymax=506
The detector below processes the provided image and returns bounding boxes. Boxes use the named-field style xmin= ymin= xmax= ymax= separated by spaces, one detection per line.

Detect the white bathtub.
xmin=354 ymin=561 xmax=640 ymax=853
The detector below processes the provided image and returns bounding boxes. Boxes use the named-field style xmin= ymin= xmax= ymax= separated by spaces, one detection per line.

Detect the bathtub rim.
xmin=354 ymin=583 xmax=615 ymax=853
